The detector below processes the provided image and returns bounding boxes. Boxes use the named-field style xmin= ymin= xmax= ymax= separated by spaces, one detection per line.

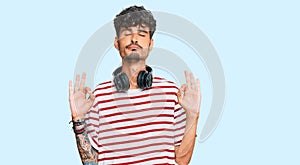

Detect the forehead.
xmin=120 ymin=24 xmax=150 ymax=31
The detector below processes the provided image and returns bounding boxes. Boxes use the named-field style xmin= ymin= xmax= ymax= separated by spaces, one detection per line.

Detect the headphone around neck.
xmin=113 ymin=65 xmax=153 ymax=92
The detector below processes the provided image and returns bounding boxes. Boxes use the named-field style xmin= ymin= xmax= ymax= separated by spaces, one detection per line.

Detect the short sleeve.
xmin=85 ymin=99 xmax=101 ymax=151
xmin=174 ymin=99 xmax=186 ymax=146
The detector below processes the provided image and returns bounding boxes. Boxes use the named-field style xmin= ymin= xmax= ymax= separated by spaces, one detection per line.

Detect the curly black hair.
xmin=114 ymin=5 xmax=156 ymax=39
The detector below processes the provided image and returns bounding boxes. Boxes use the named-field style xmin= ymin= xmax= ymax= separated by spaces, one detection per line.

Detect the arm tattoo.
xmin=75 ymin=131 xmax=98 ymax=164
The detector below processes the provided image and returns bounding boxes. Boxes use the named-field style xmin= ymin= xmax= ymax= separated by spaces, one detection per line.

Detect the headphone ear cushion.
xmin=137 ymin=71 xmax=153 ymax=89
xmin=114 ymin=72 xmax=130 ymax=92
xmin=137 ymin=71 xmax=146 ymax=89
xmin=145 ymin=73 xmax=153 ymax=88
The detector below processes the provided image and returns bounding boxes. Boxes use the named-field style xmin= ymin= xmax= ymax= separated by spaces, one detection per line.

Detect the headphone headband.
xmin=112 ymin=65 xmax=152 ymax=76
xmin=112 ymin=65 xmax=153 ymax=92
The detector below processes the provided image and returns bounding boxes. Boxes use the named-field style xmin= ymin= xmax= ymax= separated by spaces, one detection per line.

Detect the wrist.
xmin=71 ymin=118 xmax=86 ymax=135
xmin=72 ymin=115 xmax=86 ymax=122
xmin=186 ymin=113 xmax=199 ymax=126
xmin=186 ymin=111 xmax=199 ymax=121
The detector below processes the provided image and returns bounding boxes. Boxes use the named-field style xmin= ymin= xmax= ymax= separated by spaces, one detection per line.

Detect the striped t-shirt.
xmin=85 ymin=77 xmax=186 ymax=165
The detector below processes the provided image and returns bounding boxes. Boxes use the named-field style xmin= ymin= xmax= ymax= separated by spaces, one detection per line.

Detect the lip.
xmin=127 ymin=45 xmax=140 ymax=50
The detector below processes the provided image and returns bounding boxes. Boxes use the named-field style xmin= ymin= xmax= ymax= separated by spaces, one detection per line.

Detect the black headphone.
xmin=113 ymin=66 xmax=153 ymax=92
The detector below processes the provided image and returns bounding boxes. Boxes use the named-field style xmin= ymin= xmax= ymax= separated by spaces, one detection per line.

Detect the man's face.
xmin=114 ymin=24 xmax=153 ymax=62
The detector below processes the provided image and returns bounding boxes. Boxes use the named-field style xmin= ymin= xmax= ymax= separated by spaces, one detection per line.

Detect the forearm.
xmin=175 ymin=116 xmax=199 ymax=165
xmin=73 ymin=119 xmax=98 ymax=165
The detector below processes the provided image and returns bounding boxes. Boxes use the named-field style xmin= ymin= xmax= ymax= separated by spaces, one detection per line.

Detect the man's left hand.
xmin=177 ymin=70 xmax=202 ymax=120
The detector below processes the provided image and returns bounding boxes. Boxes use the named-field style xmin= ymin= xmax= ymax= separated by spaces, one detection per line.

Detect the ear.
xmin=149 ymin=38 xmax=154 ymax=51
xmin=114 ymin=36 xmax=119 ymax=50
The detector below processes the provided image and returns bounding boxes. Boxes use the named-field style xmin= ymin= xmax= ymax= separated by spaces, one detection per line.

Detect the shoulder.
xmin=92 ymin=80 xmax=114 ymax=94
xmin=152 ymin=76 xmax=179 ymax=91
xmin=153 ymin=76 xmax=178 ymax=87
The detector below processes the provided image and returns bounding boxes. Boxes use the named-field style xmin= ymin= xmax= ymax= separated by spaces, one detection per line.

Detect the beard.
xmin=124 ymin=51 xmax=142 ymax=62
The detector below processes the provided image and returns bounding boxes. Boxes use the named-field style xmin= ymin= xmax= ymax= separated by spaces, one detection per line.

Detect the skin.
xmin=69 ymin=73 xmax=98 ymax=164
xmin=75 ymin=131 xmax=98 ymax=165
xmin=175 ymin=71 xmax=201 ymax=165
xmin=69 ymin=24 xmax=201 ymax=165
xmin=113 ymin=24 xmax=154 ymax=89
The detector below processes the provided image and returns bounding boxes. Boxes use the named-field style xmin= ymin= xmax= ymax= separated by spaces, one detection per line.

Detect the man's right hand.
xmin=69 ymin=72 xmax=95 ymax=120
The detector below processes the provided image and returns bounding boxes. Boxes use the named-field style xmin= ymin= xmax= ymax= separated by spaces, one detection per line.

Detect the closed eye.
xmin=138 ymin=30 xmax=148 ymax=37
xmin=138 ymin=33 xmax=146 ymax=37
xmin=124 ymin=31 xmax=132 ymax=36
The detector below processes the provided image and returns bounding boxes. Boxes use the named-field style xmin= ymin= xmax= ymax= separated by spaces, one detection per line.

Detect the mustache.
xmin=125 ymin=43 xmax=143 ymax=49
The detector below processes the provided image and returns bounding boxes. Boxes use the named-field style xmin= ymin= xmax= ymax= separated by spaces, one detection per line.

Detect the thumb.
xmin=86 ymin=88 xmax=95 ymax=103
xmin=177 ymin=84 xmax=187 ymax=104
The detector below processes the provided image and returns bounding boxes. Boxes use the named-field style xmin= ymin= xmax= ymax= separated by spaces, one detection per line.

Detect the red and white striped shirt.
xmin=85 ymin=77 xmax=186 ymax=165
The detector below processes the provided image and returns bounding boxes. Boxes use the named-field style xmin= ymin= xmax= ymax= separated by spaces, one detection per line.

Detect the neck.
xmin=122 ymin=60 xmax=146 ymax=89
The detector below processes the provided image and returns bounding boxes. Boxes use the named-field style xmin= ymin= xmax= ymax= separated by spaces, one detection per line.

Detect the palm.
xmin=69 ymin=73 xmax=95 ymax=120
xmin=177 ymin=71 xmax=201 ymax=118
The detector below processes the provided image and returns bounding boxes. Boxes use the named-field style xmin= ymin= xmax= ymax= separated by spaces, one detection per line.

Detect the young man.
xmin=69 ymin=5 xmax=201 ymax=165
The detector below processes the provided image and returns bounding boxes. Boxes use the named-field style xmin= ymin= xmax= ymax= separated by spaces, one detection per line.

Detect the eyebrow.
xmin=138 ymin=29 xmax=149 ymax=34
xmin=120 ymin=27 xmax=149 ymax=33
xmin=120 ymin=27 xmax=131 ymax=33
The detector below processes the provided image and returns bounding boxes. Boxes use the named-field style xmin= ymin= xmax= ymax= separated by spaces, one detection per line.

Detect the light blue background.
xmin=1 ymin=0 xmax=299 ymax=164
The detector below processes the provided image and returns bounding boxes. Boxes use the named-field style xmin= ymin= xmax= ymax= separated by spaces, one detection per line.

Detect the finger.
xmin=69 ymin=80 xmax=74 ymax=110
xmin=180 ymin=84 xmax=188 ymax=91
xmin=177 ymin=87 xmax=183 ymax=104
xmin=196 ymin=78 xmax=201 ymax=98
xmin=89 ymin=92 xmax=95 ymax=101
xmin=190 ymin=72 xmax=196 ymax=90
xmin=179 ymin=84 xmax=187 ymax=96
xmin=68 ymin=80 xmax=77 ymax=116
xmin=177 ymin=84 xmax=187 ymax=104
xmin=83 ymin=86 xmax=91 ymax=95
xmin=80 ymin=72 xmax=86 ymax=91
xmin=196 ymin=78 xmax=201 ymax=112
xmin=74 ymin=74 xmax=80 ymax=91
xmin=87 ymin=89 xmax=95 ymax=102
xmin=69 ymin=80 xmax=73 ymax=98
xmin=184 ymin=70 xmax=191 ymax=89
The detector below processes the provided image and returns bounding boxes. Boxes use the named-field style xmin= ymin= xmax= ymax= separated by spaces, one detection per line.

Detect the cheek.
xmin=142 ymin=41 xmax=152 ymax=49
xmin=118 ymin=39 xmax=130 ymax=49
xmin=138 ymin=39 xmax=149 ymax=47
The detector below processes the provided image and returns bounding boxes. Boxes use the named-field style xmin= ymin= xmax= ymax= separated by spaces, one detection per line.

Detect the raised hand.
xmin=69 ymin=72 xmax=95 ymax=120
xmin=177 ymin=71 xmax=202 ymax=119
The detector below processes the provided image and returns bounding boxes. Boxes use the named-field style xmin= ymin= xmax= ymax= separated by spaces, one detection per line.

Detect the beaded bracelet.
xmin=73 ymin=126 xmax=85 ymax=134
xmin=71 ymin=118 xmax=86 ymax=126
xmin=70 ymin=118 xmax=86 ymax=134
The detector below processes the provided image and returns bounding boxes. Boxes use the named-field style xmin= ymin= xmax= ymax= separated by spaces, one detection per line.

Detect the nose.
xmin=131 ymin=32 xmax=138 ymax=44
